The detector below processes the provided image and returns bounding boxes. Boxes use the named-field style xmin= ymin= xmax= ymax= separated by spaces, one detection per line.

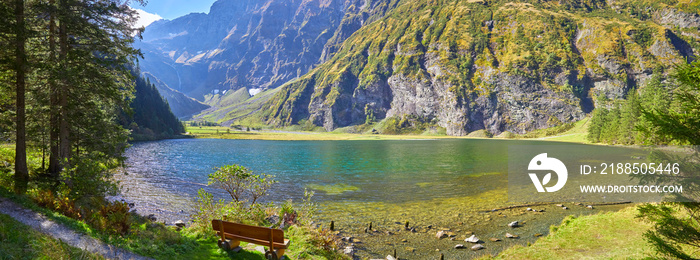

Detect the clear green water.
xmin=117 ymin=138 xmax=636 ymax=259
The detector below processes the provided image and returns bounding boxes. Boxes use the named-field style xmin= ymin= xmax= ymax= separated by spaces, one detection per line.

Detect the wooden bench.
xmin=211 ymin=219 xmax=290 ymax=260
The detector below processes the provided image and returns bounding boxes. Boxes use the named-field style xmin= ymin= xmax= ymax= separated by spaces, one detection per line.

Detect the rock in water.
xmin=471 ymin=244 xmax=485 ymax=251
xmin=436 ymin=230 xmax=447 ymax=239
xmin=465 ymin=234 xmax=480 ymax=243
xmin=147 ymin=214 xmax=157 ymax=222
xmin=489 ymin=237 xmax=501 ymax=242
xmin=587 ymin=205 xmax=594 ymax=209
xmin=526 ymin=208 xmax=532 ymax=211
xmin=508 ymin=221 xmax=519 ymax=228
xmin=344 ymin=246 xmax=354 ymax=256
xmin=174 ymin=220 xmax=186 ymax=228
xmin=506 ymin=233 xmax=519 ymax=238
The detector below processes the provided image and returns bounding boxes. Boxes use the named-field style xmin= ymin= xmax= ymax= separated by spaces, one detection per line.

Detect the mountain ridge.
xmin=137 ymin=0 xmax=699 ymax=135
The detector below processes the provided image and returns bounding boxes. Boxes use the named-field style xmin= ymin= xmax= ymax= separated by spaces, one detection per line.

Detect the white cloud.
xmin=133 ymin=8 xmax=163 ymax=29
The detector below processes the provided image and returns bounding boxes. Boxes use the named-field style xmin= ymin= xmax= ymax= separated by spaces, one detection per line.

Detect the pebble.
xmin=471 ymin=244 xmax=485 ymax=251
xmin=436 ymin=230 xmax=447 ymax=239
xmin=465 ymin=234 xmax=480 ymax=243
xmin=343 ymin=246 xmax=354 ymax=255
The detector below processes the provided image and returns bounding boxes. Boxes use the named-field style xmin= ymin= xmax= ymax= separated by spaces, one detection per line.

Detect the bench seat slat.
xmin=216 ymin=231 xmax=290 ymax=249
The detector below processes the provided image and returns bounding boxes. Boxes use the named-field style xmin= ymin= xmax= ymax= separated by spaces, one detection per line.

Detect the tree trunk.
xmin=13 ymin=0 xmax=28 ymax=194
xmin=58 ymin=0 xmax=71 ymax=170
xmin=48 ymin=0 xmax=60 ymax=177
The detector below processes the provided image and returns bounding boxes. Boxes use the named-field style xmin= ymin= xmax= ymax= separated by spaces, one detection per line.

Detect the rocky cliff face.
xmin=251 ymin=0 xmax=698 ymax=135
xmin=140 ymin=0 xmax=699 ymax=135
xmin=136 ymin=0 xmax=379 ymax=101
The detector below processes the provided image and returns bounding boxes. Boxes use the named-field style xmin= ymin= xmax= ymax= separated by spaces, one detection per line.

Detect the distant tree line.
xmin=587 ymin=73 xmax=676 ymax=145
xmin=189 ymin=121 xmax=219 ymax=127
xmin=122 ymin=71 xmax=185 ymax=141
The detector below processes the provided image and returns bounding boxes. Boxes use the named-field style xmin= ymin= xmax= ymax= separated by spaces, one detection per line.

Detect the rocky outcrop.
xmin=654 ymin=8 xmax=700 ymax=29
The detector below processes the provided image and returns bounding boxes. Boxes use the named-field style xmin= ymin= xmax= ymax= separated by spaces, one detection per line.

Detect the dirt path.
xmin=0 ymin=197 xmax=152 ymax=260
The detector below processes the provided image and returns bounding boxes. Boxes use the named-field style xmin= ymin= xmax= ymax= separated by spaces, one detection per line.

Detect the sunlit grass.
xmin=483 ymin=206 xmax=653 ymax=259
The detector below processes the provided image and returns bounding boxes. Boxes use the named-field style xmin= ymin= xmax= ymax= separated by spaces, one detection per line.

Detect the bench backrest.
xmin=211 ymin=220 xmax=285 ymax=243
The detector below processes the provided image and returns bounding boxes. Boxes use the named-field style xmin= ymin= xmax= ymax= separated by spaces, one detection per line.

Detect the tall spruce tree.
xmin=637 ymin=61 xmax=700 ymax=259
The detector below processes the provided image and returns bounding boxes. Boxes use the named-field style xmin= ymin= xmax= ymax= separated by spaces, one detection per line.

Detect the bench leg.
xmin=275 ymin=249 xmax=285 ymax=260
xmin=217 ymin=239 xmax=241 ymax=251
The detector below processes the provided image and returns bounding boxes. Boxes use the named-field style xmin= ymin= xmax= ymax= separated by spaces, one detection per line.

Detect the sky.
xmin=131 ymin=0 xmax=218 ymax=28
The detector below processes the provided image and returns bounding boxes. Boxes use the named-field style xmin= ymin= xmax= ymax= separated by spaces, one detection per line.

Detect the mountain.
xmin=136 ymin=0 xmax=379 ymax=100
xmin=138 ymin=0 xmax=699 ymax=135
xmin=140 ymin=72 xmax=209 ymax=118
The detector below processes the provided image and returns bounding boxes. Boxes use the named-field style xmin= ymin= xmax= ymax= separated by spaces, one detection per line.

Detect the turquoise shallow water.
xmin=117 ymin=138 xmax=642 ymax=259
xmin=120 ymin=138 xmax=520 ymax=204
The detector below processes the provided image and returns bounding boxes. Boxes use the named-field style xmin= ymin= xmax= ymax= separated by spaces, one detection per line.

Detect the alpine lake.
xmin=115 ymin=138 xmax=641 ymax=259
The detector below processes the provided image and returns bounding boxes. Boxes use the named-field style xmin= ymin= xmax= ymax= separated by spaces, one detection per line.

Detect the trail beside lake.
xmin=0 ymin=197 xmax=151 ymax=260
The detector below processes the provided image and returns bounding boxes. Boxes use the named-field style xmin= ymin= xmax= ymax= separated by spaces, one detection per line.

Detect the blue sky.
xmin=131 ymin=0 xmax=218 ymax=27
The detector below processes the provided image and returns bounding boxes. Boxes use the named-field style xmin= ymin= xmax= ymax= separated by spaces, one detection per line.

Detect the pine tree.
xmin=637 ymin=61 xmax=700 ymax=259
xmin=618 ymin=89 xmax=640 ymax=145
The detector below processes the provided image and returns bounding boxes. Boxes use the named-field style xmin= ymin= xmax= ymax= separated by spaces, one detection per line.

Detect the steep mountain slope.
xmin=233 ymin=0 xmax=699 ymax=135
xmin=140 ymin=72 xmax=209 ymax=118
xmin=136 ymin=0 xmax=394 ymax=102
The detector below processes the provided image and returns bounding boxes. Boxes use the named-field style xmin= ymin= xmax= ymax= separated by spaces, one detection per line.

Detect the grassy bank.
xmin=185 ymin=117 xmax=593 ymax=142
xmin=483 ymin=205 xmax=698 ymax=259
xmin=0 ymin=213 xmax=103 ymax=259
